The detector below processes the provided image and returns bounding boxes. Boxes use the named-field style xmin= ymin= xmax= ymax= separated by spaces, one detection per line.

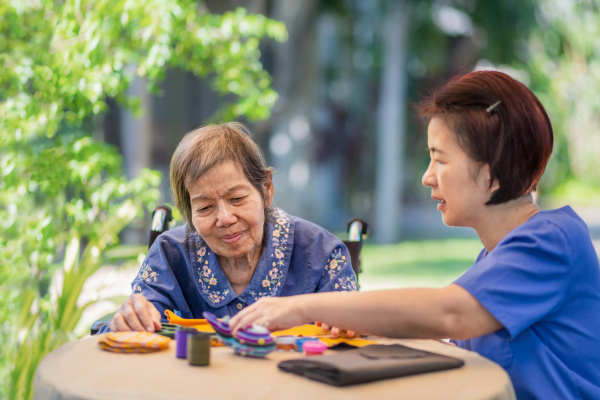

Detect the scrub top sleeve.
xmin=454 ymin=221 xmax=572 ymax=339
xmin=130 ymin=239 xmax=185 ymax=322
xmin=316 ymin=243 xmax=359 ymax=292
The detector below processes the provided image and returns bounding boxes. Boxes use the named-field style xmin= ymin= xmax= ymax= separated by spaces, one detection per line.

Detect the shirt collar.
xmin=188 ymin=208 xmax=296 ymax=308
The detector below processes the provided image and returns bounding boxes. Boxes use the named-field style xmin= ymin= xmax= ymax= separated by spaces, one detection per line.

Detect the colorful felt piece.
xmin=98 ymin=332 xmax=170 ymax=354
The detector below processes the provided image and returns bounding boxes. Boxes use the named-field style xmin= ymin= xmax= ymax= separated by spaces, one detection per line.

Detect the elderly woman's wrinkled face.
xmin=188 ymin=161 xmax=273 ymax=259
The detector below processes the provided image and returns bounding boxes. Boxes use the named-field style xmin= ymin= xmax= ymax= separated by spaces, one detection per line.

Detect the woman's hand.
xmin=229 ymin=296 xmax=309 ymax=335
xmin=315 ymin=321 xmax=356 ymax=338
xmin=108 ymin=294 xmax=162 ymax=332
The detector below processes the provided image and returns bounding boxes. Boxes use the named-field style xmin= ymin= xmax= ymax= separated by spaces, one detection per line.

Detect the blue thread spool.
xmin=295 ymin=337 xmax=319 ymax=352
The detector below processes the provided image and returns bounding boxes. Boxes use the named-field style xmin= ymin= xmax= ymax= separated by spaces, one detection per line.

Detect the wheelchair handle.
xmin=151 ymin=207 xmax=172 ymax=232
xmin=347 ymin=218 xmax=369 ymax=242
xmin=149 ymin=205 xmax=173 ymax=249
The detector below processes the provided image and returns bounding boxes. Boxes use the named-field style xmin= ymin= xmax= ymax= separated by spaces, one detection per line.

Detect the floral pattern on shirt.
xmin=324 ymin=248 xmax=357 ymax=292
xmin=130 ymin=262 xmax=159 ymax=295
xmin=251 ymin=209 xmax=291 ymax=301
xmin=137 ymin=261 xmax=159 ymax=284
xmin=334 ymin=276 xmax=358 ymax=291
xmin=195 ymin=244 xmax=230 ymax=304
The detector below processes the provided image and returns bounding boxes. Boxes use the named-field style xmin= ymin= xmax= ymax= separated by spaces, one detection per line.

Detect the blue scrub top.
xmin=99 ymin=208 xmax=357 ymax=333
xmin=453 ymin=206 xmax=600 ymax=400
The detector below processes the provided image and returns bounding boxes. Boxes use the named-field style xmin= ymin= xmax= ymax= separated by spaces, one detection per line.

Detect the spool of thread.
xmin=295 ymin=337 xmax=319 ymax=352
xmin=175 ymin=327 xmax=198 ymax=359
xmin=275 ymin=335 xmax=297 ymax=351
xmin=187 ymin=332 xmax=211 ymax=366
xmin=302 ymin=340 xmax=327 ymax=356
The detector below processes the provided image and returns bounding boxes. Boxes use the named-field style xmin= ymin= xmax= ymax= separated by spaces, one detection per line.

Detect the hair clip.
xmin=486 ymin=100 xmax=501 ymax=114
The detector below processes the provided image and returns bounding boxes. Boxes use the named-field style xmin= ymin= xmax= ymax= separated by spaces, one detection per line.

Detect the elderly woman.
xmin=231 ymin=71 xmax=600 ymax=399
xmin=101 ymin=122 xmax=357 ymax=333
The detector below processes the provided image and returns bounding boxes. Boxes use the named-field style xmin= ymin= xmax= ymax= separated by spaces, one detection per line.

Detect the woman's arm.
xmin=104 ymin=236 xmax=185 ymax=333
xmin=230 ymin=284 xmax=502 ymax=340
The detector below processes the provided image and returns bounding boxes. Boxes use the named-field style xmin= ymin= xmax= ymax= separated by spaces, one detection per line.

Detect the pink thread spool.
xmin=302 ymin=340 xmax=327 ymax=356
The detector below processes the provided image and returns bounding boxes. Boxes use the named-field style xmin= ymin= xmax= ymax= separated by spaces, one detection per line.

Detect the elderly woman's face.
xmin=188 ymin=161 xmax=273 ymax=259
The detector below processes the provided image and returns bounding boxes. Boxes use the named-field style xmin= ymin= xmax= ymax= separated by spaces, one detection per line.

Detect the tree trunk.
xmin=373 ymin=0 xmax=410 ymax=244
xmin=120 ymin=76 xmax=153 ymax=244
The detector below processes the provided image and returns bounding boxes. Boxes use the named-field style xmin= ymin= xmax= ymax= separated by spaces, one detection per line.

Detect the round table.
xmin=34 ymin=336 xmax=515 ymax=400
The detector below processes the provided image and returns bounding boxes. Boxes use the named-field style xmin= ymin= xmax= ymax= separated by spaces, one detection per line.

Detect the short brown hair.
xmin=417 ymin=71 xmax=554 ymax=205
xmin=170 ymin=122 xmax=274 ymax=231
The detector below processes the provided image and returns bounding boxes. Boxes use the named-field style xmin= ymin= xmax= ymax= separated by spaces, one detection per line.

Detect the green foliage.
xmin=0 ymin=1 xmax=286 ymax=398
xmin=524 ymin=0 xmax=600 ymax=200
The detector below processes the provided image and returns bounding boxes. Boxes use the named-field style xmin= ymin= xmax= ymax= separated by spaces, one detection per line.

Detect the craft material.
xmin=165 ymin=310 xmax=215 ymax=333
xmin=187 ymin=332 xmax=211 ymax=366
xmin=175 ymin=327 xmax=198 ymax=359
xmin=170 ymin=314 xmax=378 ymax=348
xmin=295 ymin=337 xmax=319 ymax=352
xmin=155 ymin=323 xmax=178 ymax=339
xmin=271 ymin=324 xmax=326 ymax=337
xmin=203 ymin=311 xmax=276 ymax=357
xmin=98 ymin=332 xmax=170 ymax=354
xmin=318 ymin=337 xmax=378 ymax=348
xmin=275 ymin=336 xmax=297 ymax=351
xmin=302 ymin=340 xmax=328 ymax=356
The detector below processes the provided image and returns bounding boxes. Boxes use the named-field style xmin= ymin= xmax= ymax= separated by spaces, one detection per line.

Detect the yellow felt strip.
xmin=98 ymin=342 xmax=162 ymax=354
xmin=102 ymin=332 xmax=170 ymax=349
xmin=165 ymin=310 xmax=209 ymax=326
xmin=271 ymin=324 xmax=327 ymax=337
xmin=165 ymin=315 xmax=375 ymax=347
xmin=318 ymin=337 xmax=378 ymax=347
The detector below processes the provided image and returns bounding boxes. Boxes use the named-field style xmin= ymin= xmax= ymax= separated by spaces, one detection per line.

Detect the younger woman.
xmin=230 ymin=71 xmax=600 ymax=400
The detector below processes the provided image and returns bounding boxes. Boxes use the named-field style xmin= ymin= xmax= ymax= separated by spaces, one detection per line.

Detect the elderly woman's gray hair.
xmin=170 ymin=122 xmax=274 ymax=232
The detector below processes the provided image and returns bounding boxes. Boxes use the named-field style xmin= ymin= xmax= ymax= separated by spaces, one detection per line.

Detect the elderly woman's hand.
xmin=108 ymin=294 xmax=162 ymax=332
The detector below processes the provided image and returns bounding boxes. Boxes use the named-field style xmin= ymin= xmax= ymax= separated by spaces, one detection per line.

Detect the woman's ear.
xmin=480 ymin=164 xmax=500 ymax=194
xmin=264 ymin=172 xmax=274 ymax=208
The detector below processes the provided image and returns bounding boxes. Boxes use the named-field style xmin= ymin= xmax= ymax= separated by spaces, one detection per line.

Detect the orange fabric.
xmin=164 ymin=310 xmax=215 ymax=332
xmin=318 ymin=337 xmax=377 ymax=347
xmin=164 ymin=310 xmax=210 ymax=326
xmin=98 ymin=343 xmax=161 ymax=354
xmin=104 ymin=332 xmax=170 ymax=349
xmin=166 ymin=313 xmax=377 ymax=347
xmin=98 ymin=332 xmax=170 ymax=353
xmin=271 ymin=325 xmax=327 ymax=337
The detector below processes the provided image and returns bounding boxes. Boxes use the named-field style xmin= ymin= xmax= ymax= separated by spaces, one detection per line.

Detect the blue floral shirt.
xmin=100 ymin=208 xmax=357 ymax=332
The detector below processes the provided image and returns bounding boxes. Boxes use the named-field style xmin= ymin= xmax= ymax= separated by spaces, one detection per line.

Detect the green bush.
xmin=0 ymin=1 xmax=286 ymax=398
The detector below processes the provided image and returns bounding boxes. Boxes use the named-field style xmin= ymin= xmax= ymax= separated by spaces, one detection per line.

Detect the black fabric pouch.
xmin=278 ymin=344 xmax=464 ymax=386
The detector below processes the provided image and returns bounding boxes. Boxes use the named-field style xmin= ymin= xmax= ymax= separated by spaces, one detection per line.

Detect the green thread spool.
xmin=187 ymin=332 xmax=211 ymax=366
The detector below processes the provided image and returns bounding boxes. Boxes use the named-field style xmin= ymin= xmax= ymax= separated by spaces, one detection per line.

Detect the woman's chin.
xmin=441 ymin=214 xmax=470 ymax=229
xmin=440 ymin=213 xmax=457 ymax=227
xmin=214 ymin=242 xmax=254 ymax=260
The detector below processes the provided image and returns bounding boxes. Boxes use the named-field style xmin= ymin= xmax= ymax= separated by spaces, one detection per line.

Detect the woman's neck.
xmin=474 ymin=195 xmax=540 ymax=252
xmin=218 ymin=243 xmax=263 ymax=296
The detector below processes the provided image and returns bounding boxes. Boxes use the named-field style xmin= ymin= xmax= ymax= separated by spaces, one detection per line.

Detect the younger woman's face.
xmin=421 ymin=117 xmax=497 ymax=228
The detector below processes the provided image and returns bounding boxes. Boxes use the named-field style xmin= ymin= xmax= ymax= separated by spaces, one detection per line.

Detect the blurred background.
xmin=108 ymin=0 xmax=600 ymax=242
xmin=3 ymin=0 xmax=600 ymax=398
xmin=105 ymin=0 xmax=600 ymax=290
